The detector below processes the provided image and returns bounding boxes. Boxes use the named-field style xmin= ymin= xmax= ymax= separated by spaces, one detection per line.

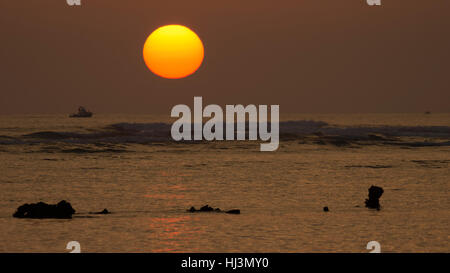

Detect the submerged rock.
xmin=365 ymin=185 xmax=384 ymax=210
xmin=13 ymin=200 xmax=75 ymax=219
xmin=225 ymin=209 xmax=241 ymax=214
xmin=188 ymin=205 xmax=240 ymax=214
xmin=89 ymin=208 xmax=110 ymax=215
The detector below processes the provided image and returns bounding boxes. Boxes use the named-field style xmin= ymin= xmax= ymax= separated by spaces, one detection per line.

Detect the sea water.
xmin=0 ymin=113 xmax=448 ymax=252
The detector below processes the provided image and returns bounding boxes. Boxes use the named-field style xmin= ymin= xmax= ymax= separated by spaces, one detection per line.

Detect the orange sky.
xmin=0 ymin=0 xmax=449 ymax=114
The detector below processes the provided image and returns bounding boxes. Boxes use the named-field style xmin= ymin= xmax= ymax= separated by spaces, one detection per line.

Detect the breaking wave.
xmin=0 ymin=121 xmax=449 ymax=148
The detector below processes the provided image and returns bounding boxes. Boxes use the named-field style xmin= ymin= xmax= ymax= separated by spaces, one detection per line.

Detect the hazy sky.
xmin=0 ymin=0 xmax=449 ymax=114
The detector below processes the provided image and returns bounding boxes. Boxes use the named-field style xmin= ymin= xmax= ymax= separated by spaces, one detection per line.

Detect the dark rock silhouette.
xmin=365 ymin=185 xmax=384 ymax=210
xmin=323 ymin=206 xmax=329 ymax=212
xmin=225 ymin=209 xmax=241 ymax=214
xmin=188 ymin=205 xmax=240 ymax=214
xmin=13 ymin=200 xmax=75 ymax=219
xmin=89 ymin=208 xmax=110 ymax=214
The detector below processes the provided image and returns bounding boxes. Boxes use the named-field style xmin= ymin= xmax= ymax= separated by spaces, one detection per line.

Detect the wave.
xmin=345 ymin=165 xmax=393 ymax=169
xmin=60 ymin=148 xmax=129 ymax=154
xmin=0 ymin=121 xmax=449 ymax=148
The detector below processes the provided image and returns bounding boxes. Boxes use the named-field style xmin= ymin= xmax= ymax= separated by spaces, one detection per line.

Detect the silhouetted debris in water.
xmin=226 ymin=209 xmax=241 ymax=214
xmin=13 ymin=200 xmax=75 ymax=219
xmin=365 ymin=185 xmax=384 ymax=210
xmin=323 ymin=206 xmax=329 ymax=212
xmin=188 ymin=205 xmax=240 ymax=214
xmin=89 ymin=208 xmax=110 ymax=214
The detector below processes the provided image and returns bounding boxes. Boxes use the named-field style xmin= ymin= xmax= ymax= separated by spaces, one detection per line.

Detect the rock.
xmin=90 ymin=208 xmax=110 ymax=214
xmin=365 ymin=185 xmax=384 ymax=210
xmin=13 ymin=200 xmax=75 ymax=219
xmin=187 ymin=205 xmax=240 ymax=214
xmin=323 ymin=206 xmax=329 ymax=212
xmin=200 ymin=205 xmax=214 ymax=212
xmin=226 ymin=209 xmax=240 ymax=214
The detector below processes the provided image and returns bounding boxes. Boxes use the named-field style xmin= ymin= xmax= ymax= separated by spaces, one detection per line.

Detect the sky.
xmin=0 ymin=0 xmax=449 ymax=114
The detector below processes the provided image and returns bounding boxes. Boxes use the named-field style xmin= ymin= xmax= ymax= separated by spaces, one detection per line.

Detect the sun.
xmin=143 ymin=25 xmax=204 ymax=79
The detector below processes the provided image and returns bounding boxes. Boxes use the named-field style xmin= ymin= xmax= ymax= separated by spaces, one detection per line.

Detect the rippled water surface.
xmin=0 ymin=114 xmax=449 ymax=252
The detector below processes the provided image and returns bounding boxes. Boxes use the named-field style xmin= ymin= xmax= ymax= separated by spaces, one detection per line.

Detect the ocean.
xmin=0 ymin=113 xmax=448 ymax=252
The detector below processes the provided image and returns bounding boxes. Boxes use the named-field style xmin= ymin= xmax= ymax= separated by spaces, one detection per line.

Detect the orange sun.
xmin=143 ymin=25 xmax=204 ymax=79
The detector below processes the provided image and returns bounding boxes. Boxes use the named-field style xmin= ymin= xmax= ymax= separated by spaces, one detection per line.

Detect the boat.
xmin=70 ymin=106 xmax=93 ymax=118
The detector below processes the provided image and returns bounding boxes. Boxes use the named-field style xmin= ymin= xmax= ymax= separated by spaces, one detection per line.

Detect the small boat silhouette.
xmin=70 ymin=106 xmax=93 ymax=118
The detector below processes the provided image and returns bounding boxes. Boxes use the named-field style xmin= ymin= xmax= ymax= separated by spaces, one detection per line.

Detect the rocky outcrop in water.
xmin=365 ymin=186 xmax=384 ymax=210
xmin=187 ymin=205 xmax=240 ymax=214
xmin=13 ymin=200 xmax=75 ymax=219
xmin=89 ymin=209 xmax=110 ymax=214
